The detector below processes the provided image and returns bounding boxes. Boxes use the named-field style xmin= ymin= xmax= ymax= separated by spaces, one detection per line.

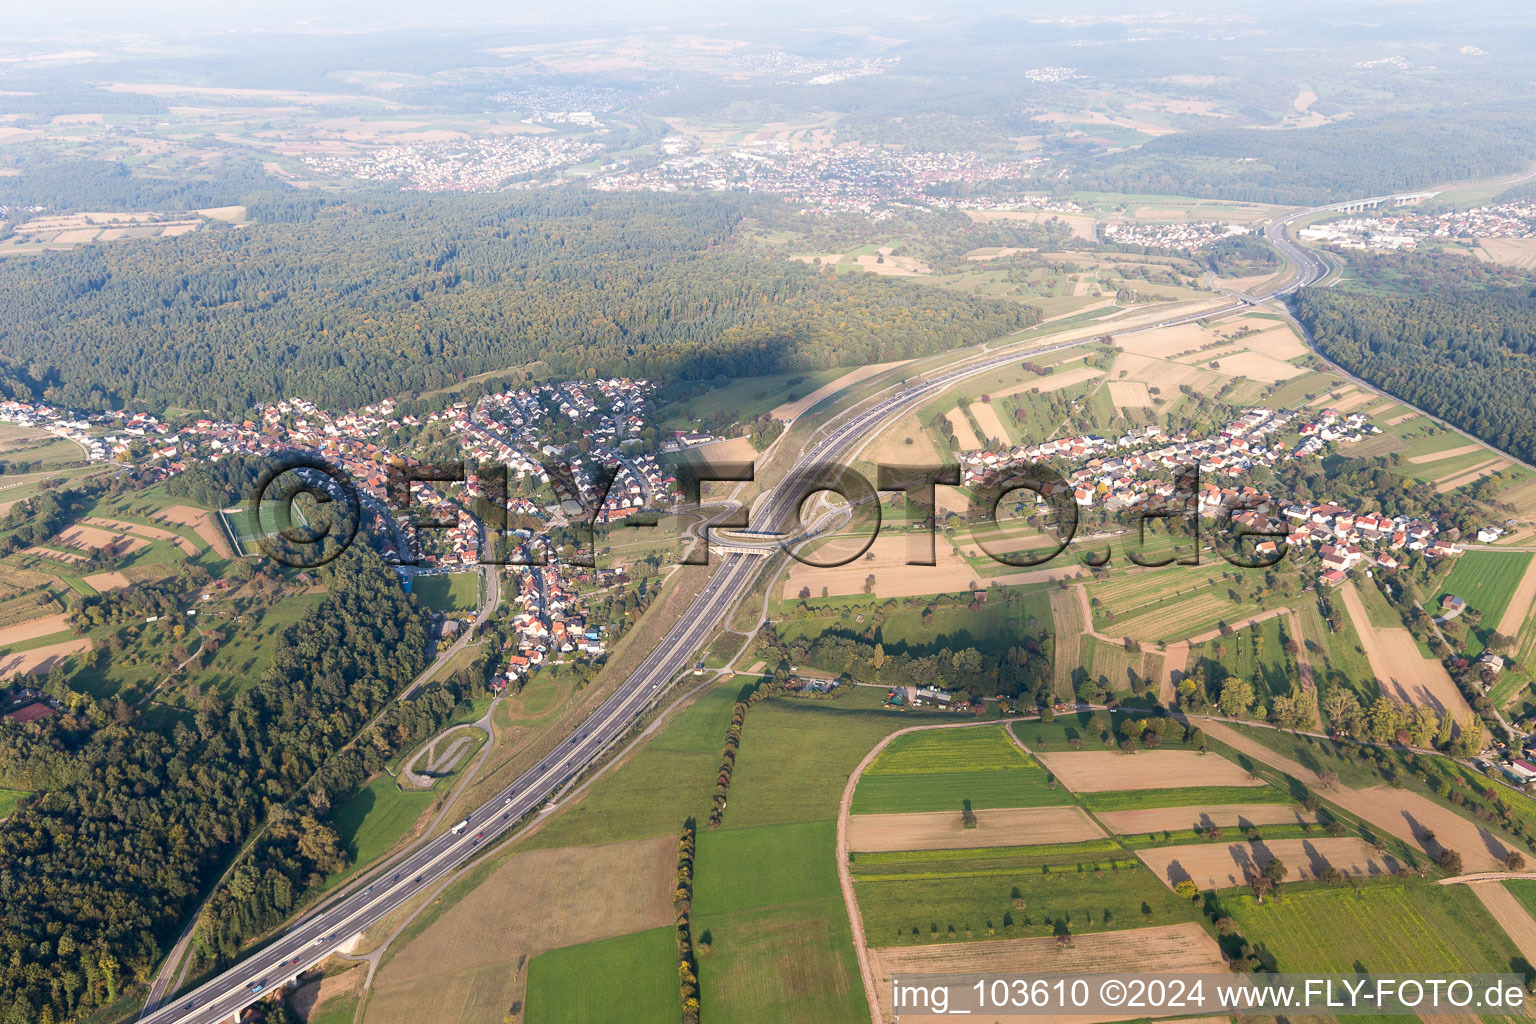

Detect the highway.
xmin=145 ymin=187 xmax=1358 ymax=1024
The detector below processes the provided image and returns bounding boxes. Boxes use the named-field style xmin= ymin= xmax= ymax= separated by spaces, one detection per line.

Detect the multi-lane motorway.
xmin=144 ymin=192 xmax=1356 ymax=1024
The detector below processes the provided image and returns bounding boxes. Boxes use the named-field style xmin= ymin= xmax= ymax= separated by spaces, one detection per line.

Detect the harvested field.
xmin=1109 ymin=352 xmax=1221 ymax=396
xmin=1158 ymin=641 xmax=1187 ymax=704
xmin=1205 ymin=349 xmax=1306 ymax=383
xmin=863 ymin=412 xmax=942 ymax=473
xmin=1470 ymin=883 xmax=1536 ymax=964
xmin=1033 ymin=750 xmax=1262 ymax=793
xmin=1196 ymin=721 xmax=1516 ymax=872
xmin=157 ymin=505 xmax=232 ymax=556
xmin=1327 ymin=389 xmax=1376 ymax=412
xmin=792 ymin=252 xmax=933 ymax=276
xmin=869 ymin=924 xmax=1225 ymax=1024
xmin=769 ymin=360 xmax=910 ymax=421
xmin=1496 ymin=555 xmax=1536 ymax=636
xmin=1176 ymin=343 xmax=1244 ymax=364
xmin=1113 ymin=323 xmax=1213 ymax=359
xmin=1385 ymin=411 xmax=1419 ymax=426
xmin=84 ymin=516 xmax=198 ymax=555
xmin=1307 ymin=387 xmax=1351 ymax=408
xmin=81 ymin=571 xmax=132 ymax=591
xmin=987 ymin=565 xmax=1085 ymax=589
xmin=1 ymin=638 xmax=88 ymax=678
xmin=1435 ymin=457 xmax=1510 ymax=493
xmin=1476 ymin=237 xmax=1536 ymax=270
xmin=992 ymin=364 xmax=1104 ymax=399
xmin=0 ymin=613 xmax=70 ymax=647
xmin=1106 ymin=380 xmax=1152 ymax=407
xmin=1407 ymin=443 xmax=1484 ymax=465
xmin=681 ymin=435 xmax=758 ymax=467
xmin=781 ymin=533 xmax=979 ymax=600
xmin=1096 ymin=803 xmax=1321 ymax=835
xmin=968 ymin=401 xmax=1011 ymax=444
xmin=943 ymin=408 xmax=982 ymax=450
xmin=847 ymin=806 xmax=1104 ymax=852
xmin=1339 ymin=583 xmax=1473 ymax=717
xmin=53 ymin=524 xmax=124 ymax=550
xmin=1136 ymin=837 xmax=1401 ymax=891
xmin=1234 ymin=325 xmax=1310 ymax=360
xmin=363 ymin=837 xmax=678 ymax=1024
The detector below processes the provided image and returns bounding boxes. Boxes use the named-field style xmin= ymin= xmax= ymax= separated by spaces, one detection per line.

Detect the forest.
xmin=0 ymin=547 xmax=430 ymax=1024
xmin=1071 ymin=104 xmax=1536 ymax=205
xmin=1295 ymin=284 xmax=1536 ymax=466
xmin=0 ymin=190 xmax=1037 ymax=416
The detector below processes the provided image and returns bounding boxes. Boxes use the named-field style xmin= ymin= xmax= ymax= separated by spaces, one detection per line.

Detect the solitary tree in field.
xmin=1438 ymin=848 xmax=1463 ymax=875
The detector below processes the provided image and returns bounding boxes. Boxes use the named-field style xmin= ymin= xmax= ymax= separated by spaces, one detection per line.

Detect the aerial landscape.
xmin=9 ymin=1 xmax=1536 ymax=1022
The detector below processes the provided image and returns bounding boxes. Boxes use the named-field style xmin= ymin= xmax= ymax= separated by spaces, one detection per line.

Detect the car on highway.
xmin=251 ymin=981 xmax=265 ymax=994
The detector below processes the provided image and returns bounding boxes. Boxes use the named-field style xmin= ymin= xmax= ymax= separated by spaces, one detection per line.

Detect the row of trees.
xmin=674 ymin=820 xmax=701 ymax=1024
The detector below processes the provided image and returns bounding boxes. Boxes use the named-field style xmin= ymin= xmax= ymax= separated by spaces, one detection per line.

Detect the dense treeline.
xmin=1201 ymin=235 xmax=1281 ymax=277
xmin=69 ymin=578 xmax=185 ymax=629
xmin=1072 ymin=106 xmax=1536 ymax=205
xmin=1295 ymin=285 xmax=1536 ymax=465
xmin=164 ymin=453 xmax=276 ymax=509
xmin=0 ymin=191 xmax=1037 ymax=416
xmin=0 ymin=547 xmax=428 ymax=1024
xmin=191 ymin=676 xmax=475 ymax=969
xmin=0 ymin=489 xmax=84 ymax=555
xmin=761 ymin=595 xmax=1054 ymax=705
xmin=0 ymin=153 xmax=269 ymax=215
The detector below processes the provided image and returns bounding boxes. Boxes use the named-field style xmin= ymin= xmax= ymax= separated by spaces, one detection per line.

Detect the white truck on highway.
xmin=451 ymin=819 xmax=469 ymax=835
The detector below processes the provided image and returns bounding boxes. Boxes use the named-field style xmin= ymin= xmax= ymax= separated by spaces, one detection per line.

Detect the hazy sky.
xmin=7 ymin=0 xmax=1528 ymax=46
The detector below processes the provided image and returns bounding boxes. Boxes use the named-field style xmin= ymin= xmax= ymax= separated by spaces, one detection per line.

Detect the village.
xmin=589 ymin=142 xmax=1048 ymax=215
xmin=1299 ymin=196 xmax=1536 ymax=250
xmin=956 ymin=405 xmax=1470 ymax=575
